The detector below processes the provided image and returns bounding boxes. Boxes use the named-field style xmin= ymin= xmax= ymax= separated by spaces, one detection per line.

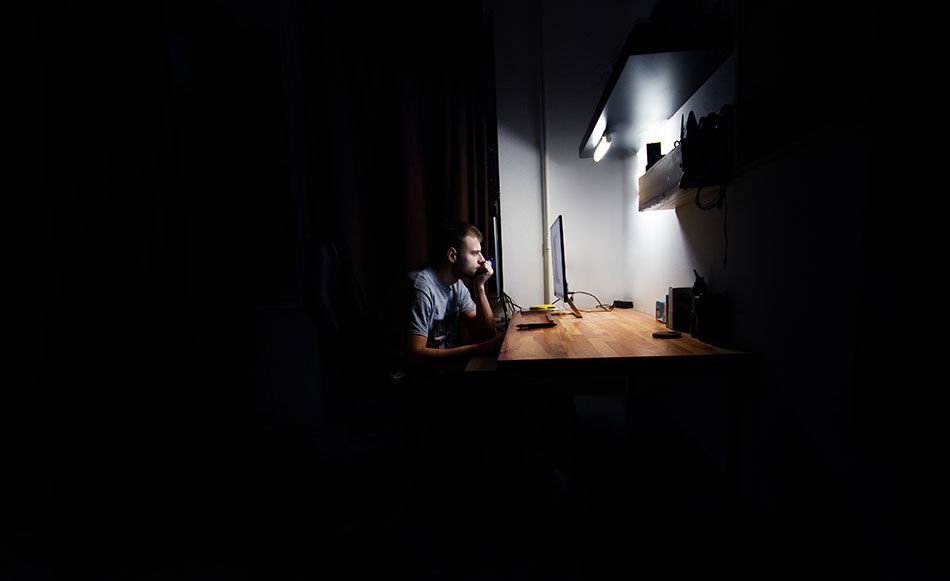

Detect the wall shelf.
xmin=638 ymin=140 xmax=728 ymax=211
xmin=639 ymin=144 xmax=691 ymax=211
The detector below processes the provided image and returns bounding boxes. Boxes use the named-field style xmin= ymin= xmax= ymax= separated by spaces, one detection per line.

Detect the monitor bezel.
xmin=551 ymin=214 xmax=568 ymax=301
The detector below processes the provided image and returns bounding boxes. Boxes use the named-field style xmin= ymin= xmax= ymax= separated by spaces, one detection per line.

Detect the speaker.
xmin=667 ymin=287 xmax=692 ymax=333
xmin=691 ymin=293 xmax=729 ymax=344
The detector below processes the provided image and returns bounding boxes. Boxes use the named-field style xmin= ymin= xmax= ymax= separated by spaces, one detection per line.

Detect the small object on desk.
xmin=692 ymin=269 xmax=708 ymax=297
xmin=652 ymin=330 xmax=681 ymax=339
xmin=529 ymin=304 xmax=556 ymax=310
xmin=517 ymin=322 xmax=557 ymax=329
xmin=667 ymin=287 xmax=692 ymax=332
xmin=612 ymin=300 xmax=633 ymax=309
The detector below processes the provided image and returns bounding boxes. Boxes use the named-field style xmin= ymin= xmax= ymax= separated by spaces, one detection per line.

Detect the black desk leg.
xmin=725 ymin=366 xmax=744 ymax=515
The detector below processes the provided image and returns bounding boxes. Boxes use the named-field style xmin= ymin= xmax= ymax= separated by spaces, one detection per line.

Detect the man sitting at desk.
xmin=386 ymin=222 xmax=576 ymax=494
xmin=387 ymin=220 xmax=503 ymax=378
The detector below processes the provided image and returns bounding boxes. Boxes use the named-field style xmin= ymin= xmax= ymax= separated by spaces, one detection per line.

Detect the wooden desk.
xmin=498 ymin=307 xmax=755 ymax=510
xmin=499 ymin=307 xmax=749 ymax=373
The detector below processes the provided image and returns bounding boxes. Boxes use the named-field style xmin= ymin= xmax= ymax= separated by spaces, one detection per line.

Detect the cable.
xmin=694 ymin=184 xmax=729 ymax=268
xmin=501 ymin=292 xmax=522 ymax=319
xmin=568 ymin=291 xmax=614 ymax=312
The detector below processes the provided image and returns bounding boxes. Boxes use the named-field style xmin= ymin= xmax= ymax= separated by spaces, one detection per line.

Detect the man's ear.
xmin=447 ymin=246 xmax=457 ymax=263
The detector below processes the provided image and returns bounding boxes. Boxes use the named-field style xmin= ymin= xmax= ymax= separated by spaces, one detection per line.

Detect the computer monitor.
xmin=550 ymin=215 xmax=582 ymax=318
xmin=487 ymin=208 xmax=503 ymax=299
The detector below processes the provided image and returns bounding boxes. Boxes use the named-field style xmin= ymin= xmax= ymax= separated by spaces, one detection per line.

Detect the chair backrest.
xmin=251 ymin=304 xmax=326 ymax=430
xmin=303 ymin=237 xmax=393 ymax=400
xmin=304 ymin=239 xmax=363 ymax=334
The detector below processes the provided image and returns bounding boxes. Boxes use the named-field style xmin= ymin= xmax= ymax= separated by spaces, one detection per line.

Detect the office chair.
xmin=302 ymin=237 xmax=423 ymax=462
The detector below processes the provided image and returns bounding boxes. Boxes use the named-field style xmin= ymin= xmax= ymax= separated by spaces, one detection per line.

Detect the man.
xmin=388 ymin=221 xmax=504 ymax=376
xmin=385 ymin=222 xmax=576 ymax=499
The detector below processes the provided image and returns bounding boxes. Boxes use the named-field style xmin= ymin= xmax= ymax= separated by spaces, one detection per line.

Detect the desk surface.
xmin=498 ymin=308 xmax=749 ymax=373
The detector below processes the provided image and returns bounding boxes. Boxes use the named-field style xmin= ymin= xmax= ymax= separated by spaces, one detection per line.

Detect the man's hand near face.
xmin=467 ymin=254 xmax=497 ymax=347
xmin=472 ymin=258 xmax=494 ymax=289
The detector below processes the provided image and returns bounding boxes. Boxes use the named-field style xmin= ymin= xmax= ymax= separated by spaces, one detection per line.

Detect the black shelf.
xmin=579 ymin=19 xmax=733 ymax=159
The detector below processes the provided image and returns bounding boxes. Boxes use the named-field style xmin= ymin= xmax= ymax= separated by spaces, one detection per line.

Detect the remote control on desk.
xmin=652 ymin=330 xmax=681 ymax=338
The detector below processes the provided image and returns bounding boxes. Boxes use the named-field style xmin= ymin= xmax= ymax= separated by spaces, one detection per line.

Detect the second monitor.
xmin=550 ymin=214 xmax=582 ymax=318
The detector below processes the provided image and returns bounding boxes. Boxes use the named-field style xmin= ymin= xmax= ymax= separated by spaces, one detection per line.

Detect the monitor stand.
xmin=565 ymin=296 xmax=583 ymax=318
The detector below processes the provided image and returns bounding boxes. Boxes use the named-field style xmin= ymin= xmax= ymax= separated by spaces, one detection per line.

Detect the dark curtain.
xmin=9 ymin=0 xmax=488 ymax=573
xmin=297 ymin=0 xmax=496 ymax=307
xmin=12 ymin=2 xmax=201 ymax=465
xmin=11 ymin=0 xmax=495 ymax=465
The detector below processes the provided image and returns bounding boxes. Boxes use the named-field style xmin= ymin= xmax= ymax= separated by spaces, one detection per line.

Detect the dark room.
xmin=5 ymin=0 xmax=947 ymax=579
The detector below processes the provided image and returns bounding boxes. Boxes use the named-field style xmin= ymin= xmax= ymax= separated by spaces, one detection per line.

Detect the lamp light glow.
xmin=593 ymin=132 xmax=612 ymax=162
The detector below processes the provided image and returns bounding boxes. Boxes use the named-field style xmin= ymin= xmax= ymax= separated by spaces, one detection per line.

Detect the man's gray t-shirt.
xmin=392 ymin=266 xmax=476 ymax=351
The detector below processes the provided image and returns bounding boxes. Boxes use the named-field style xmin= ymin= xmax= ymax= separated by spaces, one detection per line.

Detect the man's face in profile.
xmin=452 ymin=235 xmax=485 ymax=279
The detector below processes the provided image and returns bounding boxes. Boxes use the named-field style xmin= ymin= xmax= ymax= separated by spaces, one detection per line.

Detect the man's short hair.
xmin=433 ymin=221 xmax=482 ymax=261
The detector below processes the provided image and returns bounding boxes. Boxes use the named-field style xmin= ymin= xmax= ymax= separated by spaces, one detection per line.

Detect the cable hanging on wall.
xmin=695 ymin=184 xmax=729 ymax=267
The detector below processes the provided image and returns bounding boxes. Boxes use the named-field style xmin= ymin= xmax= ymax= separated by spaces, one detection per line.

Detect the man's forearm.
xmin=405 ymin=343 xmax=480 ymax=372
xmin=471 ymin=283 xmax=496 ymax=342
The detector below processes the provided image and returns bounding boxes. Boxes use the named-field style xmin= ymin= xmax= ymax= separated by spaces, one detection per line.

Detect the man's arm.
xmin=401 ymin=333 xmax=502 ymax=372
xmin=464 ymin=283 xmax=496 ymax=344
xmin=465 ymin=259 xmax=497 ymax=343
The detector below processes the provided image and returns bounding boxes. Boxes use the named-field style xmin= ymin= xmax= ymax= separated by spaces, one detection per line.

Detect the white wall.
xmin=488 ymin=0 xmax=650 ymax=309
xmin=488 ymin=0 xmax=545 ymax=308
xmin=627 ymin=53 xmax=737 ymax=314
xmin=490 ymin=0 xmax=740 ymax=316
